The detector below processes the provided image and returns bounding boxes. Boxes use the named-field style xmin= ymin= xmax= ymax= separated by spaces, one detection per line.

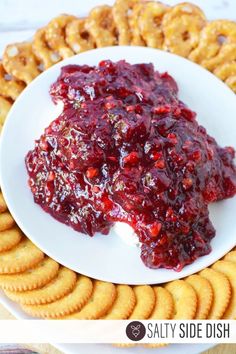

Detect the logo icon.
xmin=126 ymin=321 xmax=146 ymax=341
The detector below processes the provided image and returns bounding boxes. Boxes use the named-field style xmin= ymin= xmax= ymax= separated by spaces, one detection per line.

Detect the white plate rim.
xmin=0 ymin=46 xmax=236 ymax=285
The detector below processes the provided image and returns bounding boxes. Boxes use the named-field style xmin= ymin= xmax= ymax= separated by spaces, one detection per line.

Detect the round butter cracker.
xmin=104 ymin=284 xmax=136 ymax=319
xmin=0 ymin=192 xmax=7 ymax=213
xmin=5 ymin=267 xmax=76 ymax=305
xmin=212 ymin=260 xmax=236 ymax=319
xmin=186 ymin=274 xmax=213 ymax=319
xmin=200 ymin=267 xmax=231 ymax=319
xmin=0 ymin=237 xmax=44 ymax=274
xmin=65 ymin=280 xmax=116 ymax=319
xmin=129 ymin=285 xmax=156 ymax=320
xmin=0 ymin=226 xmax=23 ymax=252
xmin=0 ymin=257 xmax=59 ymax=291
xmin=165 ymin=280 xmax=197 ymax=319
xmin=0 ymin=212 xmax=15 ymax=232
xmin=22 ymin=275 xmax=93 ymax=318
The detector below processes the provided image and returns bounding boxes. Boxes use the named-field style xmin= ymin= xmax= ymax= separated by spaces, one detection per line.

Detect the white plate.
xmin=0 ymin=46 xmax=236 ymax=284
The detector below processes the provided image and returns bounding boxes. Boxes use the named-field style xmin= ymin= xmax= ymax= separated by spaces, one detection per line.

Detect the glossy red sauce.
xmin=26 ymin=60 xmax=236 ymax=270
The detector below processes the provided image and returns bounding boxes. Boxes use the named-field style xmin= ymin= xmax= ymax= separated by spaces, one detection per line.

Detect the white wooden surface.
xmin=0 ymin=0 xmax=236 ymax=56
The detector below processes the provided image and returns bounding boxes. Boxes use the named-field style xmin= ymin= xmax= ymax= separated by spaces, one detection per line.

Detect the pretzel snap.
xmin=33 ymin=28 xmax=61 ymax=70
xmin=139 ymin=1 xmax=168 ymax=48
xmin=86 ymin=6 xmax=117 ymax=47
xmin=0 ymin=62 xmax=24 ymax=100
xmin=189 ymin=20 xmax=236 ymax=71
xmin=45 ymin=14 xmax=76 ymax=59
xmin=214 ymin=61 xmax=236 ymax=92
xmin=113 ymin=0 xmax=140 ymax=45
xmin=66 ymin=18 xmax=95 ymax=54
xmin=0 ymin=97 xmax=12 ymax=126
xmin=162 ymin=2 xmax=206 ymax=57
xmin=128 ymin=2 xmax=145 ymax=46
xmin=3 ymin=42 xmax=40 ymax=85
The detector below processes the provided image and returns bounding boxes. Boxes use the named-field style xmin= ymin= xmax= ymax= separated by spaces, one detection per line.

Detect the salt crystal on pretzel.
xmin=189 ymin=20 xmax=236 ymax=70
xmin=33 ymin=28 xmax=61 ymax=70
xmin=162 ymin=2 xmax=206 ymax=57
xmin=86 ymin=5 xmax=117 ymax=47
xmin=3 ymin=42 xmax=40 ymax=85
xmin=0 ymin=62 xmax=25 ymax=100
xmin=66 ymin=18 xmax=95 ymax=54
xmin=113 ymin=0 xmax=140 ymax=45
xmin=139 ymin=1 xmax=168 ymax=48
xmin=45 ymin=14 xmax=76 ymax=59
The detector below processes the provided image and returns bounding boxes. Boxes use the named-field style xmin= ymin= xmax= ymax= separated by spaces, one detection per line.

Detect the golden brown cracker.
xmin=0 ymin=257 xmax=59 ymax=291
xmin=212 ymin=260 xmax=236 ymax=319
xmin=22 ymin=275 xmax=93 ymax=318
xmin=144 ymin=287 xmax=173 ymax=349
xmin=121 ymin=285 xmax=156 ymax=347
xmin=139 ymin=1 xmax=168 ymax=49
xmin=225 ymin=75 xmax=236 ymax=92
xmin=203 ymin=44 xmax=236 ymax=72
xmin=0 ymin=62 xmax=25 ymax=100
xmin=163 ymin=2 xmax=206 ymax=57
xmin=33 ymin=28 xmax=61 ymax=70
xmin=214 ymin=61 xmax=236 ymax=81
xmin=128 ymin=2 xmax=145 ymax=46
xmin=45 ymin=15 xmax=76 ymax=59
xmin=0 ymin=212 xmax=15 ymax=231
xmin=65 ymin=18 xmax=95 ymax=54
xmin=149 ymin=286 xmax=174 ymax=319
xmin=0 ymin=226 xmax=23 ymax=252
xmin=0 ymin=237 xmax=44 ymax=274
xmin=189 ymin=20 xmax=236 ymax=70
xmin=112 ymin=284 xmax=137 ymax=348
xmin=165 ymin=280 xmax=197 ymax=319
xmin=129 ymin=285 xmax=155 ymax=320
xmin=3 ymin=42 xmax=40 ymax=84
xmin=65 ymin=280 xmax=116 ymax=319
xmin=213 ymin=61 xmax=236 ymax=92
xmin=224 ymin=250 xmax=236 ymax=263
xmin=0 ymin=97 xmax=12 ymax=126
xmin=87 ymin=6 xmax=117 ymax=47
xmin=185 ymin=274 xmax=213 ymax=319
xmin=113 ymin=0 xmax=139 ymax=45
xmin=200 ymin=267 xmax=231 ymax=319
xmin=0 ymin=192 xmax=7 ymax=213
xmin=104 ymin=284 xmax=136 ymax=319
xmin=5 ymin=267 xmax=76 ymax=305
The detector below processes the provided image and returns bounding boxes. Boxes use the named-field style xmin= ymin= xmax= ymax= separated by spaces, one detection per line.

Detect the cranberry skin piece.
xmin=26 ymin=60 xmax=236 ymax=271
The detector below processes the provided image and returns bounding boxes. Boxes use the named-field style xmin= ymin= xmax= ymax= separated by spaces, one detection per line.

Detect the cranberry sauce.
xmin=26 ymin=60 xmax=236 ymax=271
